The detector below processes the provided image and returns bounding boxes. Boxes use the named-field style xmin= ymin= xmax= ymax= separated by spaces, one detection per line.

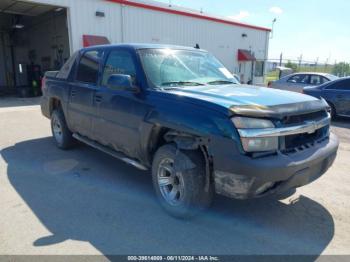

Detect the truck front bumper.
xmin=213 ymin=133 xmax=339 ymax=199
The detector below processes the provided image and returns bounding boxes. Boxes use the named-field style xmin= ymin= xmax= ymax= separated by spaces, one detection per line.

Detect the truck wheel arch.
xmin=49 ymin=98 xmax=62 ymax=116
xmin=149 ymin=128 xmax=213 ymax=193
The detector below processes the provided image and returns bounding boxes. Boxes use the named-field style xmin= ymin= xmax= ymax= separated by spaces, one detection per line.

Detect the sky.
xmin=156 ymin=0 xmax=350 ymax=64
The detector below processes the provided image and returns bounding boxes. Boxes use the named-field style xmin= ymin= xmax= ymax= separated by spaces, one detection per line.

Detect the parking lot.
xmin=0 ymin=98 xmax=349 ymax=256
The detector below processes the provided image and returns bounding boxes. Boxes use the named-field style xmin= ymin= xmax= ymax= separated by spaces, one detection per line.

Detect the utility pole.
xmin=298 ymin=54 xmax=303 ymax=69
xmin=270 ymin=18 xmax=277 ymax=39
xmin=279 ymin=53 xmax=283 ymax=66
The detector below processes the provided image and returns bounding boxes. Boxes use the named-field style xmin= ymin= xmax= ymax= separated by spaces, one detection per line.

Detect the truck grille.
xmin=282 ymin=110 xmax=328 ymax=125
xmin=281 ymin=110 xmax=330 ymax=154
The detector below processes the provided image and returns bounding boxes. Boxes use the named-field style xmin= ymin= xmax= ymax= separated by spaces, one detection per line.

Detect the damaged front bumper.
xmin=213 ymin=133 xmax=339 ymax=199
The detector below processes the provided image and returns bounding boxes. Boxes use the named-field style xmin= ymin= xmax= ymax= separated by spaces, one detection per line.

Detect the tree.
xmin=332 ymin=62 xmax=350 ymax=76
xmin=285 ymin=60 xmax=298 ymax=72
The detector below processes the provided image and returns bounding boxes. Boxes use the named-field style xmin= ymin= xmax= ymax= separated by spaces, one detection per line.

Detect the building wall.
xmin=26 ymin=0 xmax=270 ymax=84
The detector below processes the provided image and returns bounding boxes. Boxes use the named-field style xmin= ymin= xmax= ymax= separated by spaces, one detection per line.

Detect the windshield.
xmin=138 ymin=49 xmax=239 ymax=87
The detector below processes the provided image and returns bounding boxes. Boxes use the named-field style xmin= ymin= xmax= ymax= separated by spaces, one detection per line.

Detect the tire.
xmin=51 ymin=108 xmax=75 ymax=150
xmin=268 ymin=188 xmax=296 ymax=200
xmin=327 ymin=102 xmax=337 ymax=119
xmin=152 ymin=144 xmax=213 ymax=218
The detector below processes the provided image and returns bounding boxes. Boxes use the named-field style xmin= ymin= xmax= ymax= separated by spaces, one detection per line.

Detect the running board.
xmin=73 ymin=133 xmax=148 ymax=171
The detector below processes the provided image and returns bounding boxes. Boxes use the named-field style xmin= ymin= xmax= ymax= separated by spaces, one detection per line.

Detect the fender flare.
xmin=164 ymin=130 xmax=212 ymax=192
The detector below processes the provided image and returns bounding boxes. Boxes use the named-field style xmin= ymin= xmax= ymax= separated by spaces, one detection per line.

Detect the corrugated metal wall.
xmin=122 ymin=5 xmax=269 ymax=75
xmin=26 ymin=0 xmax=269 ymax=83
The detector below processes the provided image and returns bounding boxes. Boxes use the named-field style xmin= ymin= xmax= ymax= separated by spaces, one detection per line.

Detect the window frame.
xmin=56 ymin=51 xmax=79 ymax=80
xmin=321 ymin=76 xmax=330 ymax=84
xmin=74 ymin=49 xmax=104 ymax=86
xmin=309 ymin=74 xmax=324 ymax=86
xmin=287 ymin=74 xmax=310 ymax=84
xmin=101 ymin=48 xmax=138 ymax=88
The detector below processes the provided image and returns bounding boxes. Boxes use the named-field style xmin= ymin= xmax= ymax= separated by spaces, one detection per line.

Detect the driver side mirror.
xmin=107 ymin=74 xmax=140 ymax=93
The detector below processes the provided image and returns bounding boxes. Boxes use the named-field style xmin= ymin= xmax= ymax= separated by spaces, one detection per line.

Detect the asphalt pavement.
xmin=0 ymin=98 xmax=349 ymax=257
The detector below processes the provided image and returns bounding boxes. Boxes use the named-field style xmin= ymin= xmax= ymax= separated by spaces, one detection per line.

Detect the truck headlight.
xmin=232 ymin=117 xmax=274 ymax=129
xmin=232 ymin=117 xmax=278 ymax=152
xmin=241 ymin=137 xmax=278 ymax=152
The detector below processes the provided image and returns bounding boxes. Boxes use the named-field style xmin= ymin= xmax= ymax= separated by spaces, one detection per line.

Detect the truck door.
xmin=68 ymin=50 xmax=103 ymax=139
xmin=283 ymin=74 xmax=310 ymax=93
xmin=285 ymin=74 xmax=310 ymax=93
xmin=92 ymin=49 xmax=149 ymax=159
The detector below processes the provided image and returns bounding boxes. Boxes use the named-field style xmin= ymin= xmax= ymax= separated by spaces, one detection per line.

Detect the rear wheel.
xmin=152 ymin=144 xmax=213 ymax=218
xmin=51 ymin=108 xmax=75 ymax=150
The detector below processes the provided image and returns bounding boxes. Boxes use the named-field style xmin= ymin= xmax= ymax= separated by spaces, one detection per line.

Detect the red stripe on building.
xmin=106 ymin=0 xmax=271 ymax=32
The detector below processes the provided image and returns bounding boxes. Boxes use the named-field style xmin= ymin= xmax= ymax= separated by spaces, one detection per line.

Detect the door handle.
xmin=94 ymin=95 xmax=103 ymax=103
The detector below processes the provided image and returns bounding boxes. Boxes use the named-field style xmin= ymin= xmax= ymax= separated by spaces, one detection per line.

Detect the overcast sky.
xmin=156 ymin=0 xmax=350 ymax=64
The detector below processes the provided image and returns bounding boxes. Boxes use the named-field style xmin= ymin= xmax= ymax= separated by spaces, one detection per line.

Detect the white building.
xmin=0 ymin=0 xmax=270 ymax=94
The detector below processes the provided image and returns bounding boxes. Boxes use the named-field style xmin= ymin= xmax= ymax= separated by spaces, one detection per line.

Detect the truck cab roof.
xmin=82 ymin=43 xmax=208 ymax=52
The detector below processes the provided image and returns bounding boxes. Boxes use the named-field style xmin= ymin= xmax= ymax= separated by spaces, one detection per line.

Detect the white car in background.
xmin=269 ymin=72 xmax=338 ymax=93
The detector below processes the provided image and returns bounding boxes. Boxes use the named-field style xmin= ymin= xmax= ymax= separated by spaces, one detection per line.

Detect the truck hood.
xmin=167 ymin=84 xmax=329 ymax=118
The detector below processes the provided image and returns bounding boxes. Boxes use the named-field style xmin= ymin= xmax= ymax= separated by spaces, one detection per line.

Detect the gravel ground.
xmin=0 ymin=98 xmax=349 ymax=257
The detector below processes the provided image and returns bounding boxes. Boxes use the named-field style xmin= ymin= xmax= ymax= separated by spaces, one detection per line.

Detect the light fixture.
xmin=55 ymin=7 xmax=64 ymax=12
xmin=270 ymin=18 xmax=277 ymax=39
xmin=95 ymin=11 xmax=105 ymax=17
xmin=241 ymin=33 xmax=247 ymax=38
xmin=12 ymin=15 xmax=24 ymax=29
xmin=13 ymin=24 xmax=24 ymax=29
xmin=19 ymin=64 xmax=23 ymax=74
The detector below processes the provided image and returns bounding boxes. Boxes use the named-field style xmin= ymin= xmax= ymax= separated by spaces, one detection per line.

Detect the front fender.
xmin=144 ymin=105 xmax=235 ymax=138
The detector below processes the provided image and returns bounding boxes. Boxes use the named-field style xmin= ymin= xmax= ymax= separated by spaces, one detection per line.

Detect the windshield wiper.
xmin=207 ymin=80 xmax=237 ymax=85
xmin=161 ymin=81 xmax=205 ymax=87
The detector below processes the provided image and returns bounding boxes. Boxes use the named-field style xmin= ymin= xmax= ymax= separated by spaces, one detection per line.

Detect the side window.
xmin=328 ymin=80 xmax=350 ymax=90
xmin=102 ymin=50 xmax=136 ymax=86
xmin=287 ymin=74 xmax=309 ymax=84
xmin=321 ymin=76 xmax=330 ymax=84
xmin=76 ymin=50 xmax=103 ymax=84
xmin=310 ymin=75 xmax=322 ymax=85
xmin=342 ymin=80 xmax=350 ymax=90
xmin=57 ymin=52 xmax=79 ymax=79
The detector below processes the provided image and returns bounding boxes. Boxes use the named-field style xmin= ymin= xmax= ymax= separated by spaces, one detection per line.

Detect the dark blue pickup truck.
xmin=41 ymin=44 xmax=339 ymax=218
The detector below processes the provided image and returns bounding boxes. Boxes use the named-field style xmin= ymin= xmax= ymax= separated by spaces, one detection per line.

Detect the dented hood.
xmin=167 ymin=84 xmax=328 ymax=118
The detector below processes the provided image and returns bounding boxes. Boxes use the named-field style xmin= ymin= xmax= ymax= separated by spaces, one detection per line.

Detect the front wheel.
xmin=152 ymin=144 xmax=213 ymax=218
xmin=328 ymin=102 xmax=337 ymax=119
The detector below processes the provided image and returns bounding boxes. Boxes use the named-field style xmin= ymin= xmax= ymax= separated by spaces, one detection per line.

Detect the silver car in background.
xmin=269 ymin=72 xmax=338 ymax=93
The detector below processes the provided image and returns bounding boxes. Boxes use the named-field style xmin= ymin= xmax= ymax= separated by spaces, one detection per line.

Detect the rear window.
xmin=56 ymin=52 xmax=79 ymax=79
